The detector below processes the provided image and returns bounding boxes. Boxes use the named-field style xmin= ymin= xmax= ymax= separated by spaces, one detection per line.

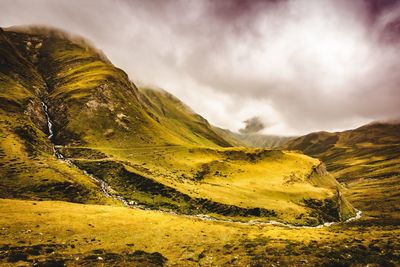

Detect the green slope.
xmin=0 ymin=27 xmax=113 ymax=204
xmin=138 ymin=87 xmax=231 ymax=147
xmin=285 ymin=123 xmax=400 ymax=181
xmin=285 ymin=122 xmax=400 ymax=223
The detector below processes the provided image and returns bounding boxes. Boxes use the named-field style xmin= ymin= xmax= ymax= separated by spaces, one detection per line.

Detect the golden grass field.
xmin=0 ymin=198 xmax=398 ymax=266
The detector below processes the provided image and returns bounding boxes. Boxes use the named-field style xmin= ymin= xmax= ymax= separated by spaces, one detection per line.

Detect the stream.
xmin=41 ymin=101 xmax=362 ymax=229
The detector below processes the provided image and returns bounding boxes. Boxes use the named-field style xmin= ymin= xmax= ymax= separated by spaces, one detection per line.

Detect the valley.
xmin=0 ymin=26 xmax=399 ymax=266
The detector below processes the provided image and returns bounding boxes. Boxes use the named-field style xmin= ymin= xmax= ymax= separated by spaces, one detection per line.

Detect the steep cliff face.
xmin=308 ymin=162 xmax=356 ymax=221
xmin=312 ymin=162 xmax=329 ymax=176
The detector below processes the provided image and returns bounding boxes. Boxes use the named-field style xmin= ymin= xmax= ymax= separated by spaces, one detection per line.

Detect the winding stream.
xmin=41 ymin=101 xmax=362 ymax=229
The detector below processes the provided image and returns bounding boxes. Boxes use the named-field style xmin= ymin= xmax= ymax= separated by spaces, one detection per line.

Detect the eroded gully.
xmin=41 ymin=101 xmax=362 ymax=229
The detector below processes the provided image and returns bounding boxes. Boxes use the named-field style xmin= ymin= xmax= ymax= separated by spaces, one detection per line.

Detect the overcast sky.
xmin=1 ymin=0 xmax=399 ymax=135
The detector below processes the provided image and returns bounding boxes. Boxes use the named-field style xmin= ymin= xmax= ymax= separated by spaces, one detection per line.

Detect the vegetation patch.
xmin=303 ymin=198 xmax=340 ymax=224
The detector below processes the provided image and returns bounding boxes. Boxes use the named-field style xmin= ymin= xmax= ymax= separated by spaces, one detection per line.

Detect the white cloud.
xmin=0 ymin=0 xmax=399 ymax=135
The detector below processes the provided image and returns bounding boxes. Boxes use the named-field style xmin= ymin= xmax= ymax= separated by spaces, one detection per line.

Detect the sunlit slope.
xmin=285 ymin=123 xmax=400 ymax=182
xmin=70 ymin=146 xmax=355 ymax=225
xmin=285 ymin=122 xmax=400 ymax=223
xmin=0 ymin=28 xmax=112 ymax=204
xmin=74 ymin=86 xmax=354 ymax=224
xmin=0 ymin=28 xmax=45 ymax=113
xmin=139 ymin=88 xmax=231 ymax=147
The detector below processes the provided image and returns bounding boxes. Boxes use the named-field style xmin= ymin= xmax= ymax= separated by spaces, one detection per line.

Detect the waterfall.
xmin=41 ymin=102 xmax=53 ymax=139
xmin=41 ymin=102 xmax=64 ymax=159
xmin=40 ymin=101 xmax=130 ymax=204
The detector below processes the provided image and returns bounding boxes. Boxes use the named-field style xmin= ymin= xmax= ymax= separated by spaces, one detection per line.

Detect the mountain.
xmin=0 ymin=26 xmax=114 ymax=204
xmin=0 ymin=26 xmax=354 ymax=225
xmin=2 ymin=26 xmax=230 ymax=149
xmin=236 ymin=134 xmax=294 ymax=148
xmin=213 ymin=127 xmax=295 ymax=148
xmin=138 ymin=87 xmax=231 ymax=147
xmin=285 ymin=122 xmax=400 ymax=181
xmin=285 ymin=122 xmax=400 ymax=223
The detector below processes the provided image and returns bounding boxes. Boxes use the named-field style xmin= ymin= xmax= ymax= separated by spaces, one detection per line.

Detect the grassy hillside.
xmin=0 ymin=114 xmax=114 ymax=204
xmin=0 ymin=27 xmax=44 ymax=113
xmin=285 ymin=123 xmax=400 ymax=181
xmin=70 ymin=146 xmax=355 ymax=225
xmin=0 ymin=25 xmax=231 ymax=203
xmin=0 ymin=27 xmax=114 ymax=204
xmin=285 ymin=122 xmax=400 ymax=224
xmin=139 ymin=87 xmax=231 ymax=147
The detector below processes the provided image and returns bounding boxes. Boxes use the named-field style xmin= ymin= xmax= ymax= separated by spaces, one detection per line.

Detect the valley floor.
xmin=0 ymin=198 xmax=398 ymax=266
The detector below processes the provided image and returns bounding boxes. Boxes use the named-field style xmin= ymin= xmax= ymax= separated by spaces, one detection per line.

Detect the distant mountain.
xmin=285 ymin=122 xmax=400 ymax=223
xmin=213 ymin=127 xmax=295 ymax=148
xmin=234 ymin=133 xmax=294 ymax=149
xmin=285 ymin=122 xmax=400 ymax=182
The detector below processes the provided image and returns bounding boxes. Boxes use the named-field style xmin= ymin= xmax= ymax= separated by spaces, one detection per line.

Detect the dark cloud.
xmin=363 ymin=0 xmax=399 ymax=20
xmin=0 ymin=0 xmax=399 ymax=135
xmin=239 ymin=117 xmax=266 ymax=134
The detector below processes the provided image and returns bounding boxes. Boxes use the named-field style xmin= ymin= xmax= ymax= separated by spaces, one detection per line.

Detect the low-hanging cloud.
xmin=0 ymin=0 xmax=399 ymax=135
xmin=239 ymin=117 xmax=266 ymax=134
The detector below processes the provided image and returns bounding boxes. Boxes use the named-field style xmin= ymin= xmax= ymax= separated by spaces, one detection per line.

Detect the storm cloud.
xmin=1 ymin=0 xmax=399 ymax=135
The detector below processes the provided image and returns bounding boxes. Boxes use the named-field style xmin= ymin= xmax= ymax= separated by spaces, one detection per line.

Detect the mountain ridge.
xmin=285 ymin=121 xmax=400 ymax=224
